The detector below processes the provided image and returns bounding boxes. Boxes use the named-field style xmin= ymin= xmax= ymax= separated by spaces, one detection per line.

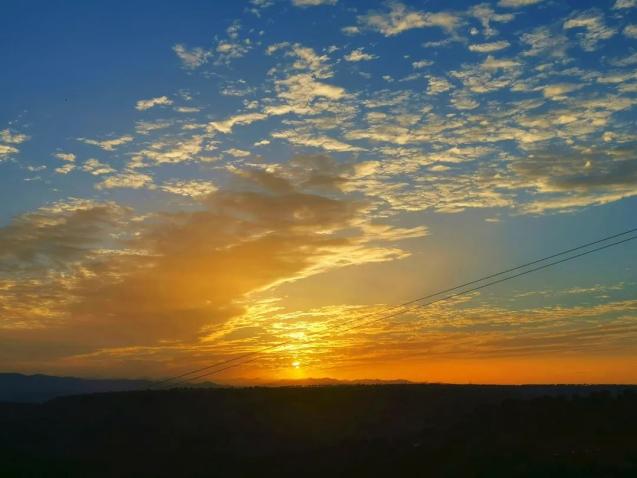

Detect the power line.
xmin=153 ymin=228 xmax=637 ymax=388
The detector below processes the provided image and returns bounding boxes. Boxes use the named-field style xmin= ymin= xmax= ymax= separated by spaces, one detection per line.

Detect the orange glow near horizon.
xmin=218 ymin=355 xmax=637 ymax=386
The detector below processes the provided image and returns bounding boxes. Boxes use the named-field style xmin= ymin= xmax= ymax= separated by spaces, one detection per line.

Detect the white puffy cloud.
xmin=609 ymin=51 xmax=637 ymax=66
xmin=412 ymin=60 xmax=433 ymax=69
xmin=175 ymin=106 xmax=201 ymax=113
xmin=207 ymin=112 xmax=268 ymax=134
xmin=224 ymin=148 xmax=251 ymax=158
xmin=0 ymin=129 xmax=28 ymax=160
xmin=564 ymin=11 xmax=617 ymax=51
xmin=0 ymin=144 xmax=18 ymax=159
xmin=624 ymin=24 xmax=637 ymax=38
xmin=78 ymin=135 xmax=134 ymax=151
xmin=160 ymin=179 xmax=217 ymax=198
xmin=173 ymin=44 xmax=210 ymax=69
xmin=272 ymin=130 xmax=363 ymax=152
xmin=541 ymin=83 xmax=583 ymax=100
xmin=54 ymin=152 xmax=76 ymax=162
xmin=135 ymin=96 xmax=173 ymax=111
xmin=498 ymin=0 xmax=543 ymax=7
xmin=470 ymin=4 xmax=514 ymax=37
xmin=426 ymin=76 xmax=453 ymax=95
xmin=133 ymin=135 xmax=206 ymax=164
xmin=82 ymin=159 xmax=115 ymax=176
xmin=291 ymin=0 xmax=337 ymax=6
xmin=55 ymin=164 xmax=76 ymax=175
xmin=357 ymin=2 xmax=461 ymax=37
xmin=469 ymin=41 xmax=510 ymax=53
xmin=481 ymin=55 xmax=520 ymax=70
xmin=614 ymin=0 xmax=637 ymax=8
xmin=521 ymin=26 xmax=568 ymax=58
xmin=0 ymin=129 xmax=29 ymax=144
xmin=216 ymin=41 xmax=248 ymax=61
xmin=96 ymin=171 xmax=153 ymax=190
xmin=344 ymin=48 xmax=377 ymax=62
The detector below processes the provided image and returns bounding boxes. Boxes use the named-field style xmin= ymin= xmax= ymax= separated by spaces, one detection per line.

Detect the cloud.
xmin=275 ymin=74 xmax=346 ymax=102
xmin=0 ymin=160 xmax=425 ymax=364
xmin=357 ymin=2 xmax=461 ymax=37
xmin=0 ymin=129 xmax=29 ymax=144
xmin=82 ymin=159 xmax=115 ymax=176
xmin=291 ymin=0 xmax=337 ymax=6
xmin=160 ymin=180 xmax=217 ymax=198
xmin=624 ymin=24 xmax=637 ymax=38
xmin=563 ymin=10 xmax=617 ymax=51
xmin=521 ymin=26 xmax=569 ymax=58
xmin=78 ymin=135 xmax=134 ymax=151
xmin=135 ymin=120 xmax=173 ymax=135
xmin=498 ymin=0 xmax=543 ymax=7
xmin=173 ymin=44 xmax=210 ymax=69
xmin=426 ymin=76 xmax=453 ymax=95
xmin=470 ymin=4 xmax=514 ymax=37
xmin=283 ymin=43 xmax=333 ymax=78
xmin=542 ymin=83 xmax=583 ymax=100
xmin=54 ymin=152 xmax=76 ymax=162
xmin=614 ymin=0 xmax=637 ymax=8
xmin=215 ymin=41 xmax=249 ymax=62
xmin=96 ymin=171 xmax=154 ymax=190
xmin=0 ymin=144 xmax=19 ymax=159
xmin=481 ymin=55 xmax=520 ymax=70
xmin=450 ymin=92 xmax=479 ymax=110
xmin=468 ymin=40 xmax=510 ymax=53
xmin=55 ymin=164 xmax=75 ymax=174
xmin=0 ymin=199 xmax=128 ymax=270
xmin=208 ymin=112 xmax=268 ymax=134
xmin=224 ymin=148 xmax=251 ymax=157
xmin=135 ymin=96 xmax=173 ymax=111
xmin=133 ymin=135 xmax=206 ymax=164
xmin=219 ymin=80 xmax=255 ymax=97
xmin=344 ymin=48 xmax=377 ymax=62
xmin=342 ymin=26 xmax=360 ymax=35
xmin=507 ymin=145 xmax=637 ymax=213
xmin=609 ymin=51 xmax=637 ymax=67
xmin=412 ymin=60 xmax=433 ymax=69
xmin=272 ymin=130 xmax=364 ymax=152
xmin=175 ymin=106 xmax=201 ymax=113
xmin=512 ymin=147 xmax=637 ymax=193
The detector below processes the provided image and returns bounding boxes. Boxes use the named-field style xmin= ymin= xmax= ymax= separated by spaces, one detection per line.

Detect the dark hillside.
xmin=0 ymin=373 xmax=219 ymax=403
xmin=1 ymin=384 xmax=636 ymax=477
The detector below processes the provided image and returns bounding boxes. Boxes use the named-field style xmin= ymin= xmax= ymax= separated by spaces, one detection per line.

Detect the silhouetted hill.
xmin=1 ymin=384 xmax=636 ymax=477
xmin=0 ymin=373 xmax=219 ymax=403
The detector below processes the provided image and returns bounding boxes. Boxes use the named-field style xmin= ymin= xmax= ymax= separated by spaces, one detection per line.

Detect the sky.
xmin=1 ymin=0 xmax=636 ymax=384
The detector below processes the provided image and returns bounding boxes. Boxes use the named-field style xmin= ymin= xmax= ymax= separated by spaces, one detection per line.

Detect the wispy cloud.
xmin=356 ymin=2 xmax=461 ymax=37
xmin=135 ymin=96 xmax=173 ymax=111
xmin=173 ymin=44 xmax=210 ymax=69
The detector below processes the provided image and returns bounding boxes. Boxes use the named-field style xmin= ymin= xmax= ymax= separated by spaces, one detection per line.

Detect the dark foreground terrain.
xmin=1 ymin=384 xmax=636 ymax=477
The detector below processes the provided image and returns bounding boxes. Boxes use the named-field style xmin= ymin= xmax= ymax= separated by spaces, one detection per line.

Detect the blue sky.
xmin=0 ymin=0 xmax=636 ymax=383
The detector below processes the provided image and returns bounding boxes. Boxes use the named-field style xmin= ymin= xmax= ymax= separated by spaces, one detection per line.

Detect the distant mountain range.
xmin=0 ymin=373 xmax=415 ymax=403
xmin=0 ymin=373 xmax=219 ymax=403
xmin=2 ymin=372 xmax=635 ymax=404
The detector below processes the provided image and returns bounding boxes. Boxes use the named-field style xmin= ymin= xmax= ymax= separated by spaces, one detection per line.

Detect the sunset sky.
xmin=1 ymin=0 xmax=636 ymax=384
